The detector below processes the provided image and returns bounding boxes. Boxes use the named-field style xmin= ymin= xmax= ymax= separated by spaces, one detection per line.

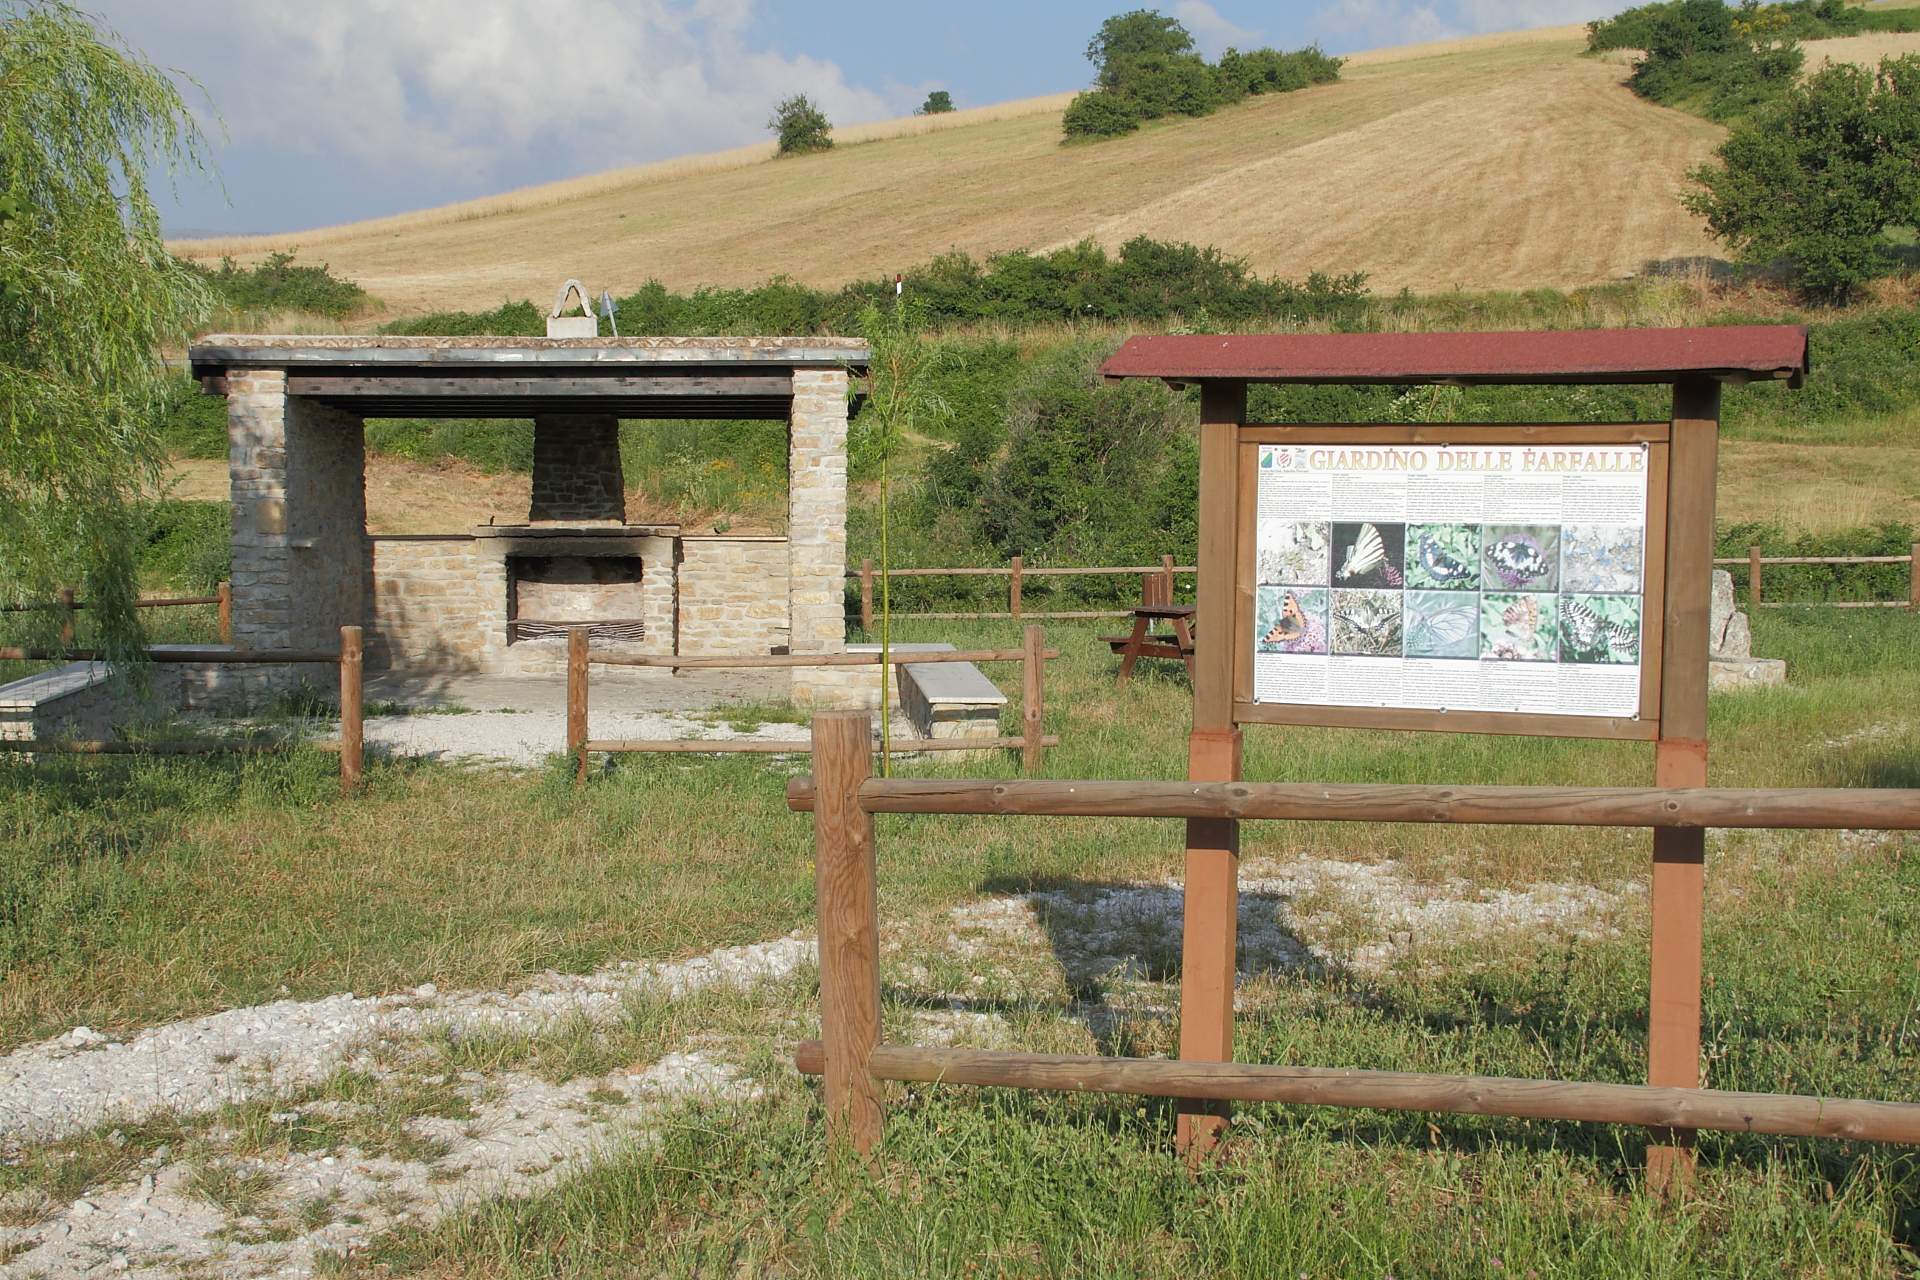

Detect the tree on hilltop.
xmin=769 ymin=93 xmax=833 ymax=155
xmin=917 ymin=90 xmax=954 ymax=115
xmin=0 ymin=0 xmax=214 ymax=657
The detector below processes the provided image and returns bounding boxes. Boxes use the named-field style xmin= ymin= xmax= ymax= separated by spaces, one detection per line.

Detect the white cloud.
xmin=1171 ymin=1 xmax=1263 ymax=57
xmin=104 ymin=0 xmax=901 ymax=191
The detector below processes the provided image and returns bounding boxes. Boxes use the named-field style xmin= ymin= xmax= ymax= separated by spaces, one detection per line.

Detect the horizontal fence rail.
xmin=585 ymin=734 xmax=1059 ymax=755
xmin=587 ymin=648 xmax=1057 ymax=670
xmin=570 ymin=626 xmax=1057 ymax=777
xmin=1716 ymin=544 xmax=1920 ymax=608
xmin=2 ymin=627 xmax=363 ymax=795
xmin=850 ymin=555 xmax=1195 ymax=627
xmin=785 ymin=777 xmax=1920 ymax=830
xmin=2 ymin=583 xmax=232 ymax=643
xmin=794 ymin=1043 xmax=1920 ymax=1146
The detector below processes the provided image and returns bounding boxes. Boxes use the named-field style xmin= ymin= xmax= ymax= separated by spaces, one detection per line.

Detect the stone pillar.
xmin=639 ymin=536 xmax=679 ymax=657
xmin=530 ymin=415 xmax=625 ymax=526
xmin=228 ymin=369 xmax=365 ymax=700
xmin=788 ymin=369 xmax=850 ymax=705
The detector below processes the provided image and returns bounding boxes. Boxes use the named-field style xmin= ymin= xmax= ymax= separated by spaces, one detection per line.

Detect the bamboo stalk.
xmin=792 ymin=1043 xmax=1920 ymax=1146
xmin=782 ymin=777 xmax=1920 ymax=830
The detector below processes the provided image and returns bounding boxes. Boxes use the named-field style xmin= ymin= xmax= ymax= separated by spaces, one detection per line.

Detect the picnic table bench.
xmin=1102 ymin=605 xmax=1196 ymax=686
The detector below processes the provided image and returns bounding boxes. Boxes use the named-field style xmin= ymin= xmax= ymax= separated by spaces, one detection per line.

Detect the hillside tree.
xmin=769 ymin=93 xmax=833 ymax=155
xmin=0 ymin=1 xmax=215 ymax=658
xmin=1686 ymin=54 xmax=1920 ymax=297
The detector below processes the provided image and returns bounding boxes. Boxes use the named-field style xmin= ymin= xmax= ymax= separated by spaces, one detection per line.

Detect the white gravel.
xmin=0 ymin=937 xmax=815 ymax=1141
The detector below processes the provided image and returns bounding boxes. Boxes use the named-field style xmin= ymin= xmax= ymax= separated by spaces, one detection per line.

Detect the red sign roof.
xmin=1098 ymin=326 xmax=1809 ymax=387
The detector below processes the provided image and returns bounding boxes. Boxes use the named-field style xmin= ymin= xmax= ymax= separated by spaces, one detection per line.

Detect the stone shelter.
xmin=185 ymin=335 xmax=869 ymax=704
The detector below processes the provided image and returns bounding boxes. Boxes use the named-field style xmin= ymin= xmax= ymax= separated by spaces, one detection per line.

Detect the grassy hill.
xmin=170 ymin=27 xmax=1736 ymax=316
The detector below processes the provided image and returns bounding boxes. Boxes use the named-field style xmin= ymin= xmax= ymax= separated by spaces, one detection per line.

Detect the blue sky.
xmin=86 ymin=0 xmax=1622 ymax=237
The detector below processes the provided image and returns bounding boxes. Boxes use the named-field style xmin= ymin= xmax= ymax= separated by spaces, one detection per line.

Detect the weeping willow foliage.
xmin=0 ymin=1 xmax=214 ymax=657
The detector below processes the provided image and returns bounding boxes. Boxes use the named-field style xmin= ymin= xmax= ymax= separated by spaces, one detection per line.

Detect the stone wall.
xmin=529 ymin=415 xmax=625 ymax=525
xmin=227 ymin=370 xmax=364 ymax=698
xmin=677 ymin=537 xmax=791 ymax=657
xmin=788 ymin=369 xmax=850 ymax=704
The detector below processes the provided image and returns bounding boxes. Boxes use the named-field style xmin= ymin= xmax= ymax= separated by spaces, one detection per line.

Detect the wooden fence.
xmin=789 ymin=710 xmax=1920 ymax=1160
xmin=852 ymin=557 xmax=1194 ymax=627
xmin=2 ymin=625 xmax=364 ymax=795
xmin=565 ymin=626 xmax=1059 ymax=782
xmin=1715 ymin=546 xmax=1920 ymax=608
xmin=1 ymin=582 xmax=232 ymax=643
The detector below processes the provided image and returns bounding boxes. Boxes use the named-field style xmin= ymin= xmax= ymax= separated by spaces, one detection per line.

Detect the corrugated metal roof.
xmin=1098 ymin=326 xmax=1809 ymax=387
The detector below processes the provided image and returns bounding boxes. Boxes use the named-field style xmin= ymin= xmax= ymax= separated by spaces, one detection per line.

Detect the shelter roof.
xmin=1097 ymin=326 xmax=1809 ymax=389
xmin=187 ymin=335 xmax=870 ymax=420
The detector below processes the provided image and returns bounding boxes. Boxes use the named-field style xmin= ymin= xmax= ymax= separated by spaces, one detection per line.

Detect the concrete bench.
xmin=847 ymin=643 xmax=1008 ymax=743
xmin=0 ymin=661 xmax=115 ymax=741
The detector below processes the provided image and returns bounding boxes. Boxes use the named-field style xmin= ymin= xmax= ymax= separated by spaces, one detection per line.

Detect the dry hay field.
xmin=171 ymin=29 xmax=1726 ymax=314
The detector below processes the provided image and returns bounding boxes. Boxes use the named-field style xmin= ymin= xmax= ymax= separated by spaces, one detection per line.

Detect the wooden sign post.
xmin=1098 ymin=327 xmax=1808 ymax=1176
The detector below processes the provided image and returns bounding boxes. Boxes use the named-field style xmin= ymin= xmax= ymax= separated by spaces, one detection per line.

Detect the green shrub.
xmin=1717 ymin=520 xmax=1918 ymax=601
xmin=361 ymin=418 xmax=534 ymax=473
xmin=140 ymin=499 xmax=229 ymax=592
xmin=769 ymin=94 xmax=832 ymax=156
xmin=153 ymin=377 xmax=227 ymax=459
xmin=185 ymin=251 xmax=368 ymax=319
xmin=1216 ymin=45 xmax=1344 ymax=96
xmin=1063 ymin=91 xmax=1141 ymax=137
xmin=918 ymin=90 xmax=954 ymax=115
xmin=380 ymin=298 xmax=543 ymax=337
xmin=1685 ymin=55 xmax=1920 ymax=297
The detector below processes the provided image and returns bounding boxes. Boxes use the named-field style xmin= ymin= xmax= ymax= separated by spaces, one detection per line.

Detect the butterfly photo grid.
xmin=1255 ymin=515 xmax=1647 ymax=711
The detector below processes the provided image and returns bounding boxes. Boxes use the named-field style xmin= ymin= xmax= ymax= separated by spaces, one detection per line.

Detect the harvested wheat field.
xmin=171 ymin=32 xmax=1724 ymax=314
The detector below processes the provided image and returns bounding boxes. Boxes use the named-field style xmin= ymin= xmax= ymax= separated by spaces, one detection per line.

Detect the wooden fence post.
xmin=861 ymin=559 xmax=874 ymax=633
xmin=1909 ymin=544 xmax=1919 ymax=610
xmin=1010 ymin=555 xmax=1023 ymax=619
xmin=58 ymin=587 xmax=75 ymax=647
xmin=568 ymin=627 xmax=589 ymax=784
xmin=339 ymin=626 xmax=363 ymax=795
xmin=217 ymin=581 xmax=233 ymax=645
xmin=813 ymin=711 xmax=885 ymax=1155
xmin=1749 ymin=546 xmax=1762 ymax=608
xmin=1022 ymin=624 xmax=1045 ymax=773
xmin=1162 ymin=554 xmax=1176 ymax=605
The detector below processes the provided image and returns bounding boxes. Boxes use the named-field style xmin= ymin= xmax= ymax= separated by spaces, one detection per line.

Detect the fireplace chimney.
xmin=529 ymin=414 xmax=626 ymax=527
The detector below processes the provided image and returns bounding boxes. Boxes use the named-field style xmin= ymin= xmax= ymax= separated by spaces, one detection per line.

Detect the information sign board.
xmin=1234 ymin=425 xmax=1669 ymax=739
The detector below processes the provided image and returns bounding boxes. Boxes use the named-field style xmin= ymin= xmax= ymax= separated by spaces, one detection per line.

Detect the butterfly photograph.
xmin=1257 ymin=520 xmax=1330 ymax=586
xmin=1331 ymin=589 xmax=1404 ymax=656
xmin=1256 ymin=585 xmax=1328 ymax=654
xmin=1404 ymin=523 xmax=1480 ymax=591
xmin=1404 ymin=590 xmax=1480 ymax=659
xmin=1480 ymin=592 xmax=1558 ymax=662
xmin=1559 ymin=594 xmax=1642 ymax=664
xmin=1560 ymin=524 xmax=1644 ymax=595
xmin=1331 ymin=522 xmax=1406 ymax=590
xmin=1481 ymin=525 xmax=1561 ymax=591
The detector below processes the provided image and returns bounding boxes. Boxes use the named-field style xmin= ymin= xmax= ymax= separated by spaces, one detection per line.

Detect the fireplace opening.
xmin=508 ymin=555 xmax=644 ymax=643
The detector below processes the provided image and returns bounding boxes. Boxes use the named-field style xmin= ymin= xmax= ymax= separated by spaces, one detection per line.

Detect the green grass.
xmin=4 ymin=612 xmax=1920 ymax=1272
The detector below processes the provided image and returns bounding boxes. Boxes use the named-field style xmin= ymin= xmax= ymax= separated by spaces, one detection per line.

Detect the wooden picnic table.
xmin=1103 ymin=604 xmax=1196 ymax=686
